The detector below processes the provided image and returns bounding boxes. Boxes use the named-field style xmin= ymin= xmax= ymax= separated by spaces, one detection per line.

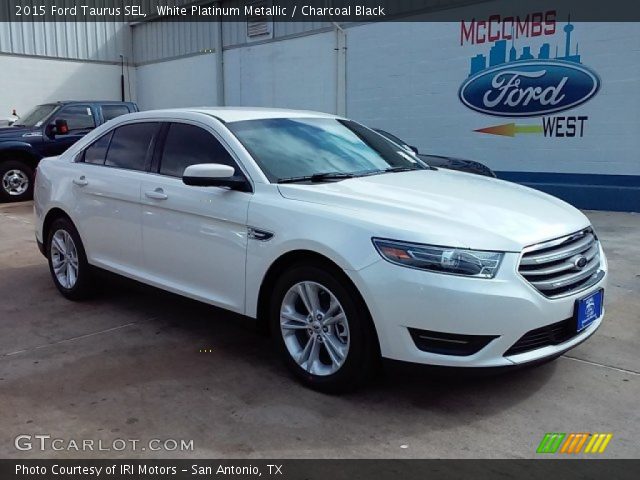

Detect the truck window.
xmin=101 ymin=105 xmax=131 ymax=122
xmin=57 ymin=105 xmax=96 ymax=131
xmin=13 ymin=104 xmax=58 ymax=127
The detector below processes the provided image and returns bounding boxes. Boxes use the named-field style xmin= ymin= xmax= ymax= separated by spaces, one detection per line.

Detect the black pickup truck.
xmin=0 ymin=100 xmax=138 ymax=202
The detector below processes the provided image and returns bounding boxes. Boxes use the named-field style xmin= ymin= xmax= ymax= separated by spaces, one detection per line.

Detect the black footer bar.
xmin=2 ymin=459 xmax=639 ymax=480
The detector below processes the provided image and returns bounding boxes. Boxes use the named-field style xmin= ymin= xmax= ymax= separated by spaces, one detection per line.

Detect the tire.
xmin=0 ymin=160 xmax=34 ymax=202
xmin=46 ymin=217 xmax=94 ymax=300
xmin=270 ymin=262 xmax=379 ymax=393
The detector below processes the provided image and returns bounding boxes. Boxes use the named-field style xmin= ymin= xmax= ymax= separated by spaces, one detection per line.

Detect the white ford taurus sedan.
xmin=34 ymin=107 xmax=607 ymax=391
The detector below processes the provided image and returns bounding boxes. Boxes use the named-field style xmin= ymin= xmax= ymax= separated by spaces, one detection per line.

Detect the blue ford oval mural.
xmin=459 ymin=61 xmax=600 ymax=117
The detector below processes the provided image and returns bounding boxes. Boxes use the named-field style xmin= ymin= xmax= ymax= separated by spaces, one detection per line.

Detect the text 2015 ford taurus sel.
xmin=34 ymin=108 xmax=607 ymax=392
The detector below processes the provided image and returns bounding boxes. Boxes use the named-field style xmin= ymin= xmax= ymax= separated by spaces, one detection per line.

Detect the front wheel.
xmin=0 ymin=160 xmax=34 ymax=202
xmin=47 ymin=217 xmax=94 ymax=300
xmin=270 ymin=263 xmax=379 ymax=392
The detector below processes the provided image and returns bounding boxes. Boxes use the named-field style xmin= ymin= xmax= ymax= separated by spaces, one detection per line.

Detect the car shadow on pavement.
xmin=91 ymin=269 xmax=559 ymax=411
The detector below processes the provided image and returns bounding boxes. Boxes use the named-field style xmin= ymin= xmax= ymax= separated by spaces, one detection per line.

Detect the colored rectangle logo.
xmin=537 ymin=433 xmax=612 ymax=454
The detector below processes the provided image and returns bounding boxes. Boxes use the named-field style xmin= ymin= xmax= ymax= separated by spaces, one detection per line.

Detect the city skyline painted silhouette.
xmin=469 ymin=19 xmax=582 ymax=77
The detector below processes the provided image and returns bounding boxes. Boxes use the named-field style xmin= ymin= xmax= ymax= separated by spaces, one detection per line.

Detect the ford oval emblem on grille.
xmin=573 ymin=255 xmax=588 ymax=270
xmin=458 ymin=61 xmax=600 ymax=117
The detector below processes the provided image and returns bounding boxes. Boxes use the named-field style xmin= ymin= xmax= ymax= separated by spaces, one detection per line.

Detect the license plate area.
xmin=575 ymin=289 xmax=604 ymax=332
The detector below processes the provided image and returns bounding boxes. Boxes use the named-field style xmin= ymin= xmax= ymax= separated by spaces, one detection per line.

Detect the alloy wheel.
xmin=280 ymin=281 xmax=350 ymax=376
xmin=50 ymin=230 xmax=79 ymax=289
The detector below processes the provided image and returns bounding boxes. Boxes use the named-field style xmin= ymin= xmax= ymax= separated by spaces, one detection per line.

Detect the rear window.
xmin=105 ymin=123 xmax=158 ymax=171
xmin=101 ymin=105 xmax=131 ymax=122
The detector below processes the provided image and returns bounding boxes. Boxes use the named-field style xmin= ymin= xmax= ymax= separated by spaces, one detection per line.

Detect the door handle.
xmin=144 ymin=188 xmax=168 ymax=200
xmin=73 ymin=176 xmax=88 ymax=187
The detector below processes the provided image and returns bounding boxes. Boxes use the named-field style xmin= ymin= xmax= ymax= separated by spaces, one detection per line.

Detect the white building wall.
xmin=0 ymin=54 xmax=129 ymax=118
xmin=135 ymin=18 xmax=640 ymax=179
xmin=0 ymin=21 xmax=130 ymax=62
xmin=130 ymin=15 xmax=639 ymax=210
xmin=133 ymin=21 xmax=218 ymax=65
xmin=128 ymin=17 xmax=639 ymax=209
xmin=132 ymin=29 xmax=338 ymax=113
xmin=135 ymin=54 xmax=219 ymax=110
xmin=346 ymin=21 xmax=640 ymax=177
xmin=223 ymin=31 xmax=337 ymax=113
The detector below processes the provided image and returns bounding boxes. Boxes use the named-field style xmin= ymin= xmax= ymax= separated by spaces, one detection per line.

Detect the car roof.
xmin=130 ymin=107 xmax=341 ymax=123
xmin=49 ymin=100 xmax=135 ymax=105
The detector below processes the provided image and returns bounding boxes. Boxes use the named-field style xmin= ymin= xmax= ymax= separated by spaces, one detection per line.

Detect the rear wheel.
xmin=47 ymin=217 xmax=93 ymax=300
xmin=270 ymin=263 xmax=379 ymax=392
xmin=0 ymin=160 xmax=34 ymax=202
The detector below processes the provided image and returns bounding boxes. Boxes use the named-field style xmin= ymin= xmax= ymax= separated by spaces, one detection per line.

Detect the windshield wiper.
xmin=361 ymin=166 xmax=426 ymax=177
xmin=277 ymin=166 xmax=427 ymax=184
xmin=383 ymin=166 xmax=423 ymax=173
xmin=278 ymin=172 xmax=358 ymax=184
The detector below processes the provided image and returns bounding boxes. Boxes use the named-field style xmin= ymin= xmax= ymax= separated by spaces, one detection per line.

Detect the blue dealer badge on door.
xmin=576 ymin=289 xmax=603 ymax=332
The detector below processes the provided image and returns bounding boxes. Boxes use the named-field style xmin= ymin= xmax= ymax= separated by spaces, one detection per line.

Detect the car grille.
xmin=518 ymin=228 xmax=603 ymax=298
xmin=504 ymin=318 xmax=576 ymax=356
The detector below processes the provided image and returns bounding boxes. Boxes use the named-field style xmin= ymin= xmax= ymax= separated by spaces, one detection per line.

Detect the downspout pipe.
xmin=332 ymin=22 xmax=347 ymax=116
xmin=215 ymin=8 xmax=225 ymax=106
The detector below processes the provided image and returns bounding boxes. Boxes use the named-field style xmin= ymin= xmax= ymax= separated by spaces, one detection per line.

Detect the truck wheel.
xmin=0 ymin=160 xmax=34 ymax=202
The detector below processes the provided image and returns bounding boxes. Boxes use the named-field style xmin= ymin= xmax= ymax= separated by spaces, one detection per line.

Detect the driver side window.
xmin=159 ymin=123 xmax=237 ymax=178
xmin=56 ymin=105 xmax=96 ymax=131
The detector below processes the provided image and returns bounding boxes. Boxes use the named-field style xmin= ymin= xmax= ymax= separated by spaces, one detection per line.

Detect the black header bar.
xmin=3 ymin=0 xmax=640 ymax=22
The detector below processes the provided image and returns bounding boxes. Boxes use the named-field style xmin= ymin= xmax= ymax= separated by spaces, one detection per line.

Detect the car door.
xmin=71 ymin=122 xmax=160 ymax=274
xmin=140 ymin=121 xmax=252 ymax=313
xmin=41 ymin=104 xmax=96 ymax=157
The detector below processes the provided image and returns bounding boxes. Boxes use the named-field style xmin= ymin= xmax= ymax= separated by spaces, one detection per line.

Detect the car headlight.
xmin=372 ymin=238 xmax=504 ymax=278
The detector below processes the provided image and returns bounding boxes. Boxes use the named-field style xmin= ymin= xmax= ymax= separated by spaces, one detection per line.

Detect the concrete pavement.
xmin=0 ymin=202 xmax=638 ymax=458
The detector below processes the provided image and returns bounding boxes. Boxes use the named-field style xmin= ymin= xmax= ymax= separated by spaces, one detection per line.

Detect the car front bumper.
xmin=348 ymin=245 xmax=607 ymax=367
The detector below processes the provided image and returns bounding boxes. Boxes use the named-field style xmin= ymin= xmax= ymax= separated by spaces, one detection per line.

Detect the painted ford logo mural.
xmin=459 ymin=61 xmax=600 ymax=117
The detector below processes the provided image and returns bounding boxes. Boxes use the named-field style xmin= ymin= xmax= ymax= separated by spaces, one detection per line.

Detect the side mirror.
xmin=56 ymin=119 xmax=69 ymax=134
xmin=47 ymin=119 xmax=69 ymax=136
xmin=182 ymin=163 xmax=251 ymax=192
xmin=408 ymin=145 xmax=419 ymax=155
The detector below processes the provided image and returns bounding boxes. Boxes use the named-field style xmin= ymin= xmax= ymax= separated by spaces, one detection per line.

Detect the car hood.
xmin=277 ymin=169 xmax=590 ymax=252
xmin=417 ymin=153 xmax=456 ymax=168
xmin=0 ymin=126 xmax=38 ymax=140
xmin=419 ymin=153 xmax=493 ymax=173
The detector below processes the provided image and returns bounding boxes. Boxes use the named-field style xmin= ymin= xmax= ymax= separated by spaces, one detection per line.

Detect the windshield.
xmin=226 ymin=118 xmax=425 ymax=182
xmin=375 ymin=129 xmax=409 ymax=148
xmin=13 ymin=104 xmax=58 ymax=127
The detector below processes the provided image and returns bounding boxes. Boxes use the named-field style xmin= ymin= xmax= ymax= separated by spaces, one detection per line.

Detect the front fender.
xmin=244 ymin=191 xmax=383 ymax=318
xmin=0 ymin=141 xmax=42 ymax=160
